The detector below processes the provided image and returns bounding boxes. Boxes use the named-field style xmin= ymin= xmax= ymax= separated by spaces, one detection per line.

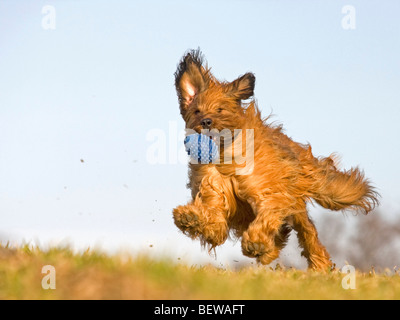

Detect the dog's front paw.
xmin=175 ymin=211 xmax=199 ymax=227
xmin=242 ymin=240 xmax=267 ymax=257
xmin=173 ymin=205 xmax=202 ymax=237
xmin=241 ymin=231 xmax=279 ymax=264
xmin=241 ymin=238 xmax=280 ymax=265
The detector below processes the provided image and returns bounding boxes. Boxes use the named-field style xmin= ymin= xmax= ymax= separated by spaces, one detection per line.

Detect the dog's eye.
xmin=194 ymin=109 xmax=200 ymax=115
xmin=217 ymin=108 xmax=223 ymax=113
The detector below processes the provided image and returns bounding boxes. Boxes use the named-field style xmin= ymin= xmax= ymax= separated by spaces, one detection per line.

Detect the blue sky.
xmin=0 ymin=0 xmax=399 ymax=267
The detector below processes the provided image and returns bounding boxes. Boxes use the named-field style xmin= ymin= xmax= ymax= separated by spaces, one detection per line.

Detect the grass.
xmin=0 ymin=244 xmax=399 ymax=300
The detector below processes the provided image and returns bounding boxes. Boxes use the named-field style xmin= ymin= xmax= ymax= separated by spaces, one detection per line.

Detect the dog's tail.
xmin=309 ymin=155 xmax=379 ymax=214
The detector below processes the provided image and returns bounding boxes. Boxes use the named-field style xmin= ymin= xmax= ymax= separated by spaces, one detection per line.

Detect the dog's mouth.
xmin=189 ymin=125 xmax=218 ymax=140
xmin=188 ymin=126 xmax=241 ymax=142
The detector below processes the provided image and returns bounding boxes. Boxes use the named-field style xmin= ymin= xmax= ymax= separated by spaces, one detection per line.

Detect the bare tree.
xmin=318 ymin=211 xmax=400 ymax=271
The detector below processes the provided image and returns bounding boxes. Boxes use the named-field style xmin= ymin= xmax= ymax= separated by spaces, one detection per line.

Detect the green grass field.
xmin=0 ymin=244 xmax=399 ymax=300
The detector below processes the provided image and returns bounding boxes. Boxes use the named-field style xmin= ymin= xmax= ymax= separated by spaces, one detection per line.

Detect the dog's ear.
xmin=226 ymin=73 xmax=255 ymax=100
xmin=175 ymin=49 xmax=210 ymax=114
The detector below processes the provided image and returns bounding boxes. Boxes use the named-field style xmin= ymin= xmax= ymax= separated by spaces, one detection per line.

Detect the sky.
xmin=0 ymin=0 xmax=399 ymax=268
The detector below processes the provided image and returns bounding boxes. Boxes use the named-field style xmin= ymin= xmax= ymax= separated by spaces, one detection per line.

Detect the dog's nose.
xmin=201 ymin=118 xmax=213 ymax=128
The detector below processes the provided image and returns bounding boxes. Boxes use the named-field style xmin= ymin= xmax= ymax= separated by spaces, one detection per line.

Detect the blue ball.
xmin=184 ymin=133 xmax=219 ymax=164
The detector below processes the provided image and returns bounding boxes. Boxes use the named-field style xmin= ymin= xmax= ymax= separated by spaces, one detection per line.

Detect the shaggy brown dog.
xmin=172 ymin=49 xmax=379 ymax=271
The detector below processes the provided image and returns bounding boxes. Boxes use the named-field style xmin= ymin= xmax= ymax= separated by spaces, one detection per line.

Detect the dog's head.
xmin=174 ymin=49 xmax=255 ymax=134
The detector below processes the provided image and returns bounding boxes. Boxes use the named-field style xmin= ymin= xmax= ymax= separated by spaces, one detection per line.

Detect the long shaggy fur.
xmin=172 ymin=49 xmax=379 ymax=271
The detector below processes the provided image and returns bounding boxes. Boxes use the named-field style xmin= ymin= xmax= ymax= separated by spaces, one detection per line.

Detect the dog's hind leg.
xmin=291 ymin=205 xmax=332 ymax=271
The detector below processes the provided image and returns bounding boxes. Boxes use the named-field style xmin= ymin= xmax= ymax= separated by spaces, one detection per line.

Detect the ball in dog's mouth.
xmin=184 ymin=133 xmax=219 ymax=164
